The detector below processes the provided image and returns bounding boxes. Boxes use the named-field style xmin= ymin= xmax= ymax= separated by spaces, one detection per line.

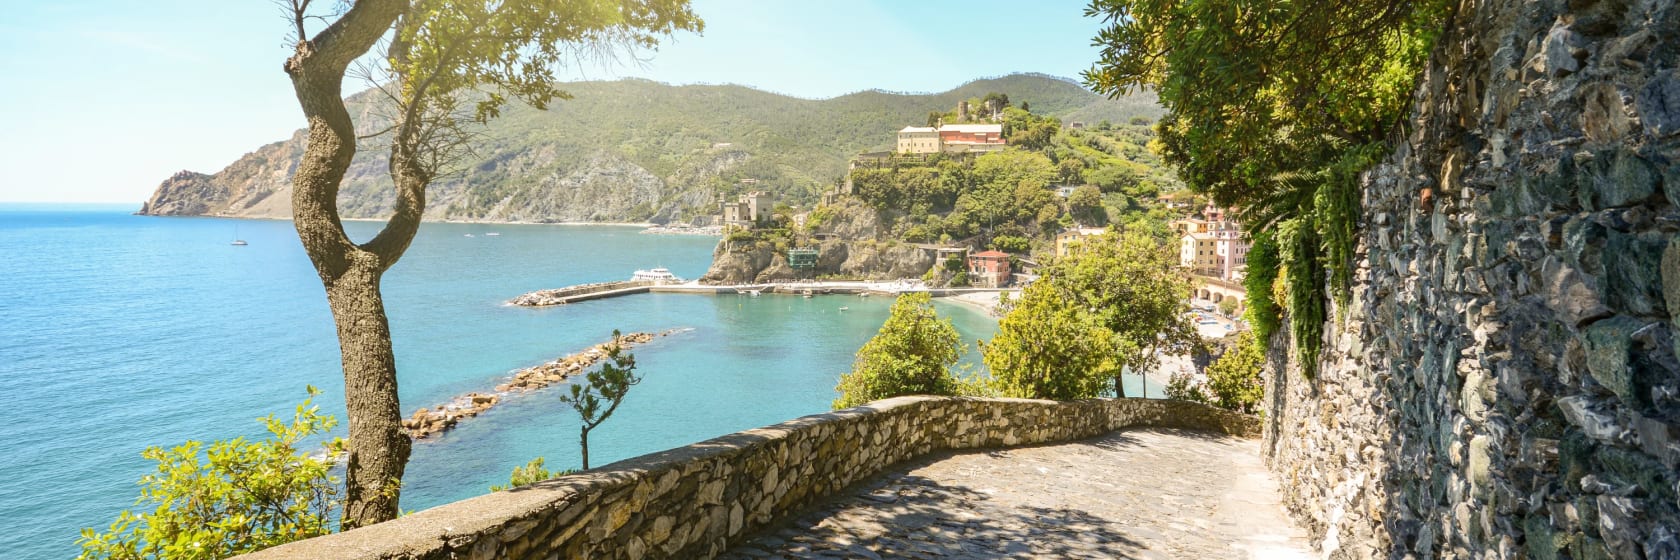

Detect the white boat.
xmin=631 ymin=267 xmax=683 ymax=283
xmin=485 ymin=232 xmax=501 ymax=237
xmin=230 ymin=224 xmax=247 ymax=246
xmin=464 ymin=233 xmax=475 ymax=238
xmin=745 ymin=290 xmax=761 ymax=297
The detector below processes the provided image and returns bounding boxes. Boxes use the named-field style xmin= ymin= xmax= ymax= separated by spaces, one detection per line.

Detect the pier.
xmin=510 ymin=279 xmax=1012 ymax=306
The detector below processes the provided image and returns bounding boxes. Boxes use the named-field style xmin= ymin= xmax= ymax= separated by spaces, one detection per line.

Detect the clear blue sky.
xmin=0 ymin=0 xmax=1108 ymax=203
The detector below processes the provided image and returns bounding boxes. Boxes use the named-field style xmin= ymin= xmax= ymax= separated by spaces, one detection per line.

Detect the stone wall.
xmin=239 ymin=397 xmax=1256 ymax=560
xmin=1263 ymin=0 xmax=1680 ymax=557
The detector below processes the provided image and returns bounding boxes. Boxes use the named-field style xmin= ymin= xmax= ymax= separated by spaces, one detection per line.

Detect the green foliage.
xmin=1085 ymin=0 xmax=1448 ymax=375
xmin=488 ymin=458 xmax=577 ymax=492
xmin=1277 ymin=219 xmax=1326 ymax=376
xmin=983 ymin=231 xmax=1196 ymax=398
xmin=1067 ymin=185 xmax=1106 ymax=225
xmin=1217 ymin=297 xmax=1239 ymax=317
xmin=1242 ymin=229 xmax=1283 ymax=347
xmin=560 ymin=331 xmax=642 ymax=470
xmin=982 ymin=280 xmax=1114 ymax=400
xmin=78 ymin=388 xmax=341 ymax=560
xmin=1206 ymin=331 xmax=1266 ymax=414
xmin=834 ymin=293 xmax=964 ymax=409
xmin=989 ymin=235 xmax=1031 ymax=254
xmin=1165 ymin=371 xmax=1210 ymax=404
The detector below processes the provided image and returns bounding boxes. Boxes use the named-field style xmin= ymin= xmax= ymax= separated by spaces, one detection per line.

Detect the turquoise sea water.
xmin=0 ymin=206 xmax=1004 ymax=559
xmin=0 ymin=205 xmax=1164 ymax=559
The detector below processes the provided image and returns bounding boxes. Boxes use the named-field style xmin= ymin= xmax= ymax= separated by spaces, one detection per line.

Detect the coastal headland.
xmin=401 ymin=329 xmax=683 ymax=440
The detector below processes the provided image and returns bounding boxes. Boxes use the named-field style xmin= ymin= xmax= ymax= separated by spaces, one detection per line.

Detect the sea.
xmin=0 ymin=204 xmax=1159 ymax=559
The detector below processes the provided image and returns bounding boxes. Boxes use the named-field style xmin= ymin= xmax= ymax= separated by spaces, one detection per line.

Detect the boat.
xmin=802 ymin=289 xmax=813 ymax=298
xmin=485 ymin=232 xmax=501 ymax=237
xmin=838 ymin=306 xmax=849 ymax=312
xmin=464 ymin=233 xmax=475 ymax=238
xmin=745 ymin=289 xmax=761 ymax=297
xmin=631 ymin=267 xmax=683 ymax=283
xmin=230 ymin=224 xmax=247 ymax=246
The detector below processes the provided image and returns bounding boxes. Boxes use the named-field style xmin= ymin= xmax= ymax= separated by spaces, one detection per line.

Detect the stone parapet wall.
xmin=240 ymin=397 xmax=1255 ymax=560
xmin=1264 ymin=0 xmax=1680 ymax=557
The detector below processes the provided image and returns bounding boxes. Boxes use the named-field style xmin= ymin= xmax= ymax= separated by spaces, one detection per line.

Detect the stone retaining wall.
xmin=240 ymin=397 xmax=1255 ymax=560
xmin=1263 ymin=0 xmax=1680 ymax=556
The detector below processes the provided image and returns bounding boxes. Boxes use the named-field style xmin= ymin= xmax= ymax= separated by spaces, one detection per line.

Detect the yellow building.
xmin=1054 ymin=227 xmax=1109 ymax=257
xmin=897 ymin=126 xmax=940 ymax=154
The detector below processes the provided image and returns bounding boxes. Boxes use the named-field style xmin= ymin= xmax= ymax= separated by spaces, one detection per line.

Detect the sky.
xmin=0 ymin=0 xmax=1109 ymax=204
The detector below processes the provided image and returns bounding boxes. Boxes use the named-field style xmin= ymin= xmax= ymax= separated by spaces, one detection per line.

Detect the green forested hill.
xmin=139 ymin=73 xmax=1163 ymax=224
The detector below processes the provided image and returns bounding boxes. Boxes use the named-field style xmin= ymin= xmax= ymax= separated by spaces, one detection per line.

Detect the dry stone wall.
xmin=1264 ymin=0 xmax=1680 ymax=557
xmin=238 ymin=396 xmax=1255 ymax=560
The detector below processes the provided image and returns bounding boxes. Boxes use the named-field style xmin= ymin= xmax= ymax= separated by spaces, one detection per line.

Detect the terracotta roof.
xmin=971 ymin=250 xmax=1010 ymax=258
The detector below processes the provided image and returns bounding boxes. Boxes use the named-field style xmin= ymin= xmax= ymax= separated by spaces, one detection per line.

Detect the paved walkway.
xmin=720 ymin=428 xmax=1313 ymax=559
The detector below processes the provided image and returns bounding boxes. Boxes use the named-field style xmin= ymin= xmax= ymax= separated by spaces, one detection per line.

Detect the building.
xmin=721 ymin=191 xmax=775 ymax=228
xmin=896 ymin=123 xmax=1007 ymax=155
xmin=897 ymin=126 xmax=941 ymax=154
xmin=967 ymin=250 xmax=1012 ymax=288
xmin=1054 ymin=227 xmax=1109 ymax=257
xmin=1180 ymin=229 xmax=1249 ymax=282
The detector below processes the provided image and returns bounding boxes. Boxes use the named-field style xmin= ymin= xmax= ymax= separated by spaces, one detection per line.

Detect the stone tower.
xmin=957 ymin=100 xmax=969 ymax=123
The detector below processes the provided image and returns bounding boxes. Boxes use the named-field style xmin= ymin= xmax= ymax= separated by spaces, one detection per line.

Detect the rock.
xmin=1557 ymin=396 xmax=1624 ymax=443
xmin=1581 ymin=83 xmax=1632 ymax=143
xmin=1638 ymin=70 xmax=1680 ymax=137
xmin=1542 ymin=23 xmax=1584 ymax=77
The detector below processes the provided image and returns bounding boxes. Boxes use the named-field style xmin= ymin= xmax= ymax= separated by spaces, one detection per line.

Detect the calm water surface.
xmin=0 ymin=206 xmax=1013 ymax=559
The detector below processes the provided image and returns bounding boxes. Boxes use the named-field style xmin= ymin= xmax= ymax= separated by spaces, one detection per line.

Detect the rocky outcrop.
xmin=1264 ymin=0 xmax=1680 ymax=557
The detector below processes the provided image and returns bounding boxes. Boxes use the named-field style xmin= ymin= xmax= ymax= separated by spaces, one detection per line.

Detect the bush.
xmin=79 ymin=388 xmax=342 ymax=560
xmin=489 ymin=458 xmax=576 ymax=492
xmin=1206 ymin=331 xmax=1265 ymax=413
xmin=1165 ymin=371 xmax=1210 ymax=404
xmin=834 ymin=293 xmax=962 ymax=409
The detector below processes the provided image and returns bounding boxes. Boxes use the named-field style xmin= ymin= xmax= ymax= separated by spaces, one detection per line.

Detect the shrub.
xmin=78 ymin=388 xmax=342 ymax=560
xmin=834 ymin=293 xmax=962 ymax=409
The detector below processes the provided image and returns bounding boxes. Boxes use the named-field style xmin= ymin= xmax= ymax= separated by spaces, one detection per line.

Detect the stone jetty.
xmin=401 ymin=330 xmax=680 ymax=439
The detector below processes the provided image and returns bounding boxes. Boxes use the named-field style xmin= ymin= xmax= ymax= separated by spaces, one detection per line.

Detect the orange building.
xmin=967 ymin=250 xmax=1012 ymax=288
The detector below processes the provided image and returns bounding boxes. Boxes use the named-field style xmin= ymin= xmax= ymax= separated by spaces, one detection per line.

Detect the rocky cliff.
xmin=1264 ymin=0 xmax=1680 ymax=557
xmin=138 ymin=75 xmax=1161 ymax=224
xmin=697 ymin=200 xmax=943 ymax=284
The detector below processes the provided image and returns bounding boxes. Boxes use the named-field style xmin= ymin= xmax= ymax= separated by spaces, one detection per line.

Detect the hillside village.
xmin=700 ymin=94 xmax=1250 ymax=313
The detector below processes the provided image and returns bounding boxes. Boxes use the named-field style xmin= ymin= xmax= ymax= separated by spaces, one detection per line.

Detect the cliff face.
xmin=697 ymin=200 xmax=944 ymax=284
xmin=1264 ymin=0 xmax=1680 ymax=557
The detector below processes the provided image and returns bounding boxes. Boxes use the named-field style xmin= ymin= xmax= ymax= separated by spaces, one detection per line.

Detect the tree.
xmin=982 ymin=280 xmax=1114 ymax=400
xmin=1038 ymin=231 xmax=1196 ymax=397
xmin=834 ymin=293 xmax=962 ymax=409
xmin=561 ymin=331 xmax=644 ymax=470
xmin=1068 ymin=185 xmax=1106 ymax=226
xmin=1205 ymin=330 xmax=1265 ymax=413
xmin=1217 ymin=297 xmax=1238 ymax=317
xmin=277 ymin=0 xmax=699 ymax=527
xmin=79 ymin=388 xmax=341 ymax=560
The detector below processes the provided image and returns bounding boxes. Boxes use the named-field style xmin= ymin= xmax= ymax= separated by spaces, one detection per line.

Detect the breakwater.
xmin=401 ymin=330 xmax=681 ymax=439
xmin=512 ymin=279 xmax=1012 ymax=307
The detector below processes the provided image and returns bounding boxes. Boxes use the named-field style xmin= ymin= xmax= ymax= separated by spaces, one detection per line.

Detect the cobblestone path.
xmin=720 ymin=428 xmax=1313 ymax=559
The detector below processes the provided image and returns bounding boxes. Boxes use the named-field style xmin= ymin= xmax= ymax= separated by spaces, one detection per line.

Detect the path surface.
xmin=719 ymin=428 xmax=1313 ymax=559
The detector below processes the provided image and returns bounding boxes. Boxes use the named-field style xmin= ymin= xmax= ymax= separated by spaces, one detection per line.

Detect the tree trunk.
xmin=325 ymin=268 xmax=410 ymax=528
xmin=282 ymin=0 xmax=409 ymax=530
xmin=1114 ymin=374 xmax=1127 ymax=399
xmin=580 ymin=427 xmax=591 ymax=470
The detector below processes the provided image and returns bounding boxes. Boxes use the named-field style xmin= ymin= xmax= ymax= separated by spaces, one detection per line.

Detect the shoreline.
xmin=940 ymin=290 xmax=1015 ymax=317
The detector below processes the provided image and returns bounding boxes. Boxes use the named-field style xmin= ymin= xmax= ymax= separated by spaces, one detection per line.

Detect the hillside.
xmin=138 ymin=74 xmax=1162 ymax=224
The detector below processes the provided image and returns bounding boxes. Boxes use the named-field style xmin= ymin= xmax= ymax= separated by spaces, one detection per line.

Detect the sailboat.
xmin=231 ymin=224 xmax=248 ymax=246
